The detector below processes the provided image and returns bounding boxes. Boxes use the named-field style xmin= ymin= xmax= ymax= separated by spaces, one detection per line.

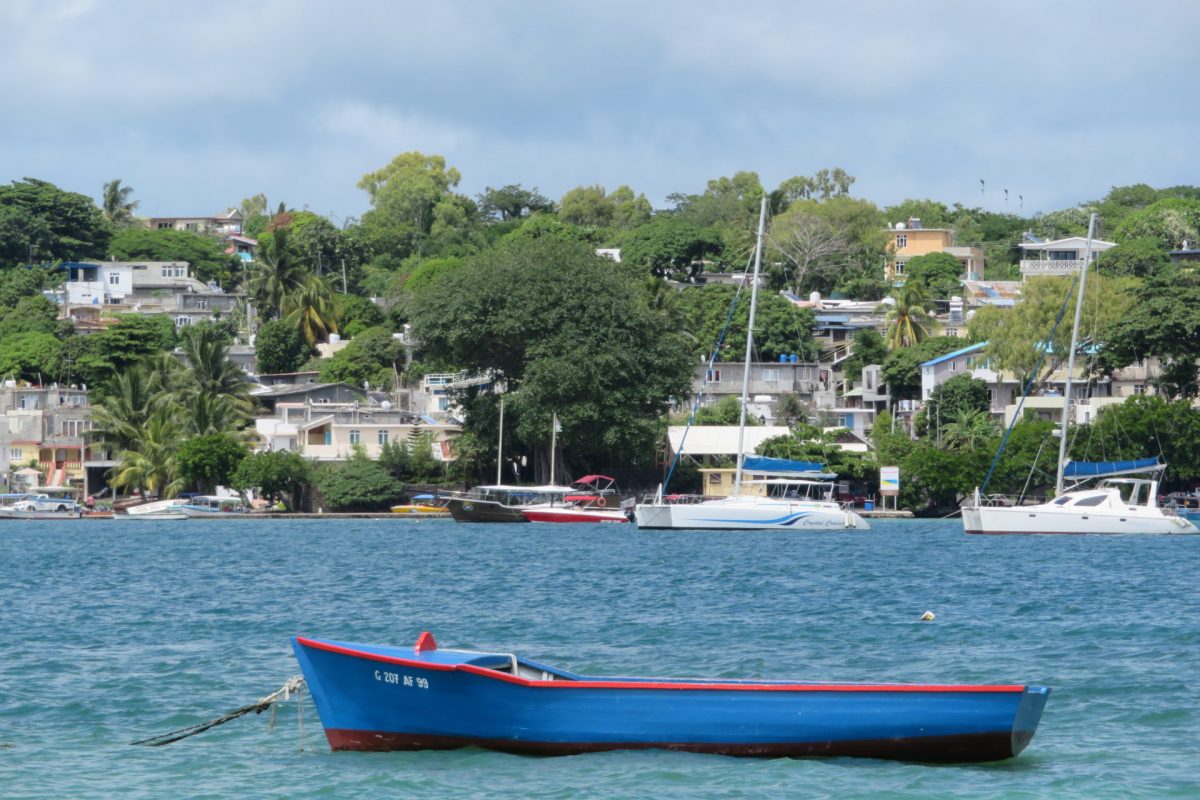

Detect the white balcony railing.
xmin=1020 ymin=259 xmax=1087 ymax=276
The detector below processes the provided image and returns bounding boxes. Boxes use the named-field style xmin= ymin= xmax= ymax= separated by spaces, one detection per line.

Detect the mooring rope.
xmin=130 ymin=675 xmax=305 ymax=747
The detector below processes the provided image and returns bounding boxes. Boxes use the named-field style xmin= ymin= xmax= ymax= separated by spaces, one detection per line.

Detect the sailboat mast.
xmin=733 ymin=196 xmax=769 ymax=496
xmin=1055 ymin=212 xmax=1097 ymax=495
xmin=549 ymin=412 xmax=557 ymax=486
xmin=497 ymin=395 xmax=505 ymax=485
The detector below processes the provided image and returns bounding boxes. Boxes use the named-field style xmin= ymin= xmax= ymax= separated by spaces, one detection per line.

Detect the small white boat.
xmin=113 ymin=511 xmax=189 ymax=520
xmin=177 ymin=495 xmax=248 ymax=517
xmin=123 ymin=498 xmax=188 ymax=516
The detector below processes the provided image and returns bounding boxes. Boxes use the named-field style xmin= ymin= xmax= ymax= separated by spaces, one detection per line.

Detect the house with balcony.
xmin=689 ymin=360 xmax=833 ymax=425
xmin=1018 ymin=234 xmax=1116 ymax=278
xmin=885 ymin=218 xmax=984 ymax=283
xmin=254 ymin=402 xmax=460 ymax=462
xmin=62 ymin=261 xmax=241 ymax=329
xmin=146 ymin=210 xmax=244 ymax=236
xmin=0 ymin=382 xmax=97 ymax=493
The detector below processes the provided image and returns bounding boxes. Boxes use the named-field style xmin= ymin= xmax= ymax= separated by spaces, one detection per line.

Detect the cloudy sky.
xmin=2 ymin=0 xmax=1197 ymax=221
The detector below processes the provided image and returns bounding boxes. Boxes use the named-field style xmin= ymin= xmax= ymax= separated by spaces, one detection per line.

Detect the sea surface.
xmin=1 ymin=517 xmax=1197 ymax=799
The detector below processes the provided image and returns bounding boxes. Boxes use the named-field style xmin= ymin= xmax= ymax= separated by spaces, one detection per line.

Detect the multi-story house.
xmin=1018 ymin=234 xmax=1116 ymax=278
xmin=62 ymin=261 xmax=240 ymax=329
xmin=0 ymin=382 xmax=97 ymax=493
xmin=690 ymin=360 xmax=832 ymax=425
xmin=885 ymin=218 xmax=985 ymax=283
xmin=254 ymin=402 xmax=461 ymax=462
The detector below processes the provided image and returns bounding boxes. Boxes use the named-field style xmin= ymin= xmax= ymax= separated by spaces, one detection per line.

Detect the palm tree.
xmin=248 ymin=228 xmax=309 ymax=320
xmin=177 ymin=324 xmax=252 ymax=413
xmin=183 ymin=392 xmax=249 ymax=438
xmin=941 ymin=408 xmax=999 ymax=451
xmin=283 ymin=276 xmax=339 ymax=346
xmin=102 ymin=179 xmax=139 ymax=226
xmin=90 ymin=362 xmax=168 ymax=453
xmin=110 ymin=406 xmax=184 ymax=499
xmin=880 ymin=284 xmax=939 ymax=349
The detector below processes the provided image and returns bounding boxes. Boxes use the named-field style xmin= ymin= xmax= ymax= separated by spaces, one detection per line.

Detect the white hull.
xmin=123 ymin=499 xmax=187 ymax=516
xmin=963 ymin=500 xmax=1198 ymax=535
xmin=635 ymin=497 xmax=868 ymax=531
xmin=114 ymin=511 xmax=189 ymax=520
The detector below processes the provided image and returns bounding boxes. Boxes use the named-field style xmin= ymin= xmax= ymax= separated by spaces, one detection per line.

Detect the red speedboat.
xmin=523 ymin=475 xmax=631 ymax=523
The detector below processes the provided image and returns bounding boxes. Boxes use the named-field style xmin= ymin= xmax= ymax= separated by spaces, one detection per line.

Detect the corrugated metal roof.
xmin=920 ymin=341 xmax=988 ymax=368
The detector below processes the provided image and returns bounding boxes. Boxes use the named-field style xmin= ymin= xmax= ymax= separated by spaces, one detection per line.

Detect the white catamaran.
xmin=634 ymin=197 xmax=869 ymax=532
xmin=961 ymin=213 xmax=1198 ymax=536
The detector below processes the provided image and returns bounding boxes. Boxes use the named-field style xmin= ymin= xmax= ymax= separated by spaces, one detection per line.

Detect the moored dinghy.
xmin=292 ymin=631 xmax=1050 ymax=762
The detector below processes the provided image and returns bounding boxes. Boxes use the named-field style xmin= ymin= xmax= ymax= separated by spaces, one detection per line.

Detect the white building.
xmin=1018 ymin=235 xmax=1116 ymax=278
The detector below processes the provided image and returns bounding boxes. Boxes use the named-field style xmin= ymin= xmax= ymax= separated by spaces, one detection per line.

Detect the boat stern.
xmin=1011 ymin=685 xmax=1051 ymax=757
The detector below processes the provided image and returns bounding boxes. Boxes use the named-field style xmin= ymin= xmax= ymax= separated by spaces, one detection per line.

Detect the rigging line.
xmin=979 ymin=273 xmax=1080 ymax=495
xmin=659 ymin=266 xmax=751 ymax=495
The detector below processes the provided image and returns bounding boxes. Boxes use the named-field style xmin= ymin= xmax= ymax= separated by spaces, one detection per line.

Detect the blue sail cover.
xmin=741 ymin=456 xmax=830 ymax=476
xmin=1062 ymin=458 xmax=1163 ymax=478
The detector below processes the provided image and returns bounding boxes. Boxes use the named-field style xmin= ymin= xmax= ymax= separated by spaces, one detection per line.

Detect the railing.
xmin=1020 ymin=259 xmax=1087 ymax=275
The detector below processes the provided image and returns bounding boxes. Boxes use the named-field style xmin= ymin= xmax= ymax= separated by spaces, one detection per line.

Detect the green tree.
xmin=410 ymin=237 xmax=693 ymax=473
xmin=1070 ymin=395 xmax=1200 ymax=486
xmin=107 ymin=227 xmax=240 ymax=285
xmin=249 ymin=227 xmax=309 ymax=320
xmin=177 ymin=323 xmax=251 ymax=407
xmin=903 ymin=251 xmax=963 ymax=300
xmin=0 ymin=178 xmax=110 ymax=264
xmin=687 ymin=396 xmax=755 ymax=426
xmin=1095 ymin=237 xmax=1171 ymax=279
xmin=619 ymin=216 xmax=725 ymax=279
xmin=89 ymin=361 xmax=170 ymax=452
xmin=880 ymin=337 xmax=965 ymax=401
xmin=357 ymin=151 xmax=464 ymax=259
xmin=255 ymin=318 xmax=311 ymax=375
xmin=939 ymin=407 xmax=998 ymax=451
xmin=983 ymin=274 xmax=1136 ymax=392
xmin=478 ymin=184 xmax=553 ymax=221
xmin=110 ymin=405 xmax=184 ymax=498
xmin=674 ymin=284 xmax=818 ymax=363
xmin=1097 ymin=269 xmax=1200 ymax=398
xmin=881 ymin=284 xmax=939 ymax=349
xmin=101 ymin=179 xmax=139 ymax=227
xmin=317 ymin=447 xmax=404 ymax=511
xmin=230 ymin=449 xmax=313 ymax=510
xmin=1114 ymin=198 xmax=1200 ymax=250
xmin=283 ymin=276 xmax=339 ymax=346
xmin=920 ymin=374 xmax=990 ymax=440
xmin=317 ymin=326 xmax=405 ymax=389
xmin=0 ymin=331 xmax=62 ymax=382
xmin=842 ymin=328 xmax=887 ymax=384
xmin=177 ymin=433 xmax=249 ymax=493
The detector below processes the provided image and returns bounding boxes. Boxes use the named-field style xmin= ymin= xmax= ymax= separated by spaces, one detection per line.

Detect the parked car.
xmin=12 ymin=493 xmax=78 ymax=512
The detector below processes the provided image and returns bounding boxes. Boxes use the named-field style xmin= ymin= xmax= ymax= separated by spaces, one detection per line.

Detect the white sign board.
xmin=880 ymin=466 xmax=900 ymax=495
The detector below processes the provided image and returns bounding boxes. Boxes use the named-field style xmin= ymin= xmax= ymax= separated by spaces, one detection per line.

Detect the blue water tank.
xmin=789 ymin=354 xmax=799 ymax=364
xmin=779 ymin=354 xmax=788 ymax=363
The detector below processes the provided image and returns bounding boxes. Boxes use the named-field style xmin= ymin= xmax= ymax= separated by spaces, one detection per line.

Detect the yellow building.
xmin=885 ymin=219 xmax=983 ymax=284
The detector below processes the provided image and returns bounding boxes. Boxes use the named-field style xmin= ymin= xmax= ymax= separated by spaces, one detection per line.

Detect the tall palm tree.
xmin=941 ymin=407 xmax=999 ymax=451
xmin=90 ymin=361 xmax=167 ymax=453
xmin=248 ymin=228 xmax=309 ymax=320
xmin=183 ymin=392 xmax=249 ymax=438
xmin=102 ymin=179 xmax=139 ymax=226
xmin=110 ymin=406 xmax=184 ymax=499
xmin=177 ymin=324 xmax=252 ymax=413
xmin=283 ymin=276 xmax=339 ymax=346
xmin=880 ymin=284 xmax=939 ymax=349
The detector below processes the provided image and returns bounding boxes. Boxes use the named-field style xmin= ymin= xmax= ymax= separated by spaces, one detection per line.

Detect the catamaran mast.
xmin=496 ymin=395 xmax=505 ymax=485
xmin=733 ymin=196 xmax=769 ymax=497
xmin=1054 ymin=212 xmax=1097 ymax=495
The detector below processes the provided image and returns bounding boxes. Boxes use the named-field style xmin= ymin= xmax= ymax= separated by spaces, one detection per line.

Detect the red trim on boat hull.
xmin=324 ymin=728 xmax=1020 ymax=762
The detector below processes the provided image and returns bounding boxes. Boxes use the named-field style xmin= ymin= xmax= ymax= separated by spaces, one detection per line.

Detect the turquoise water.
xmin=2 ymin=518 xmax=1197 ymax=799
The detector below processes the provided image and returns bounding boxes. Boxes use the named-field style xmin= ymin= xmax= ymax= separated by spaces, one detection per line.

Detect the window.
xmin=108 ymin=272 xmax=120 ymax=285
xmin=893 ymin=261 xmax=906 ymax=276
xmin=378 ymin=430 xmax=389 ymax=445
xmin=349 ymin=429 xmax=361 ymax=445
xmin=949 ymin=361 xmax=957 ymax=372
xmin=708 ymin=473 xmax=722 ymax=485
xmin=1134 ymin=384 xmax=1146 ymax=395
xmin=706 ymin=369 xmax=721 ymax=382
xmin=1053 ymin=496 xmax=1072 ymax=505
xmin=157 ymin=221 xmax=173 ymax=229
xmin=175 ymin=316 xmax=191 ymax=327
xmin=324 ymin=431 xmax=332 ymax=445
xmin=761 ymin=368 xmax=779 ymax=382
xmin=895 ymin=234 xmax=908 ymax=249
xmin=11 ymin=448 xmax=22 ymax=461
xmin=1073 ymin=495 xmax=1107 ymax=507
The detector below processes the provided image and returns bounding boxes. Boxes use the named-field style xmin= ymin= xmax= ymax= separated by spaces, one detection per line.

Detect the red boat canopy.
xmin=573 ymin=475 xmax=614 ymax=485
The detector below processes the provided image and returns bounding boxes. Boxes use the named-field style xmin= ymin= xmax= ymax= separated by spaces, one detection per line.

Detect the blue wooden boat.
xmin=292 ymin=632 xmax=1050 ymax=762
